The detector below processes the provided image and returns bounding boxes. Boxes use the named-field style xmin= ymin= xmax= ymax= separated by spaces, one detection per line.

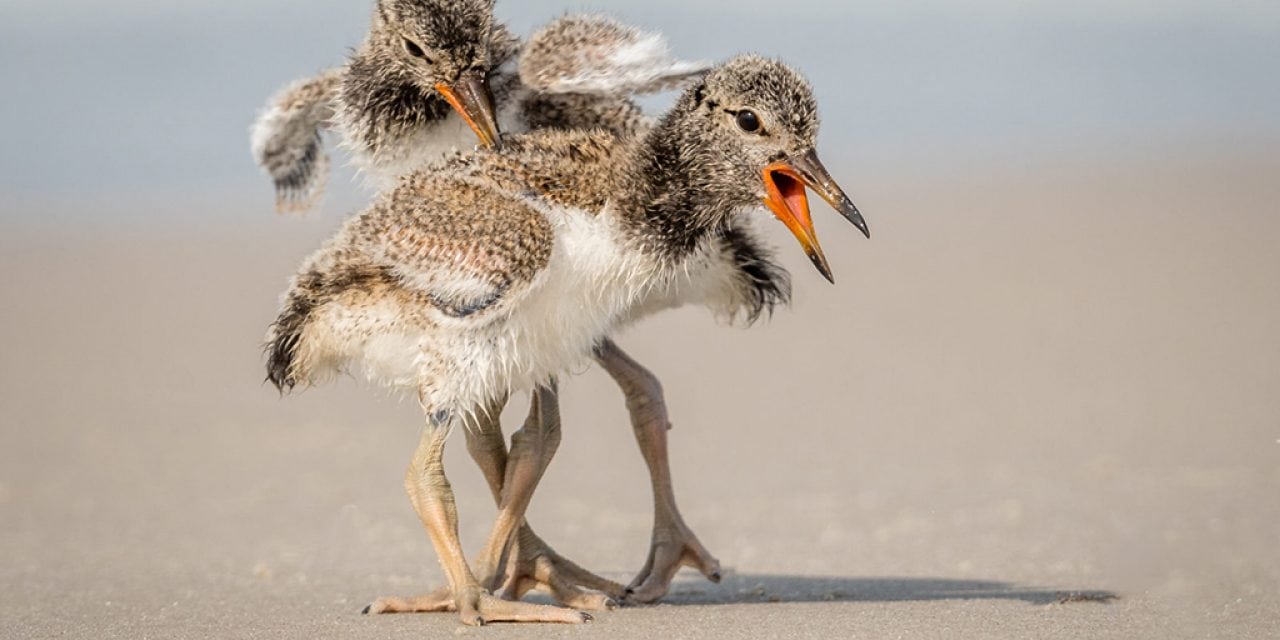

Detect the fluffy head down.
xmin=340 ymin=0 xmax=519 ymax=158
xmin=373 ymin=0 xmax=498 ymax=83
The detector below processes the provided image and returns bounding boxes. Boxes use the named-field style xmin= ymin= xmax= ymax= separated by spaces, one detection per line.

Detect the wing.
xmin=354 ymin=176 xmax=555 ymax=320
xmin=520 ymin=15 xmax=711 ymax=96
xmin=718 ymin=224 xmax=792 ymax=325
xmin=250 ymin=68 xmax=342 ymax=214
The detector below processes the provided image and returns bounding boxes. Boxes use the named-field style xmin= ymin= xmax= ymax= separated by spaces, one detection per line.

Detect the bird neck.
xmin=617 ymin=108 xmax=735 ymax=264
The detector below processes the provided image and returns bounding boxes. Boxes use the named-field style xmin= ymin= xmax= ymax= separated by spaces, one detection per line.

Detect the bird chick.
xmin=251 ymin=2 xmax=703 ymax=213
xmin=264 ymin=55 xmax=867 ymax=625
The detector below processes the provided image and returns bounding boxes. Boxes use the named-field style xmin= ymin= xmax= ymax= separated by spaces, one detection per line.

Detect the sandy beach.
xmin=2 ymin=142 xmax=1277 ymax=638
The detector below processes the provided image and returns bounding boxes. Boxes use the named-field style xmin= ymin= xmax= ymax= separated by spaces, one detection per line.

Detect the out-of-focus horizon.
xmin=1 ymin=0 xmax=1277 ymax=222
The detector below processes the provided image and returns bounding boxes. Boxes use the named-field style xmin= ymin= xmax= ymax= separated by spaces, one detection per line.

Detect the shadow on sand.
xmin=645 ymin=574 xmax=1118 ymax=607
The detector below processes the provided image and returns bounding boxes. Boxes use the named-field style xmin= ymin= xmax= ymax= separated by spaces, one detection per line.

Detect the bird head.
xmin=373 ymin=0 xmax=503 ymax=147
xmin=672 ymin=55 xmax=868 ymax=283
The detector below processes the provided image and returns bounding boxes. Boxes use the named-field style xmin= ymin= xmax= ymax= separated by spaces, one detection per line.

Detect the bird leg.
xmin=366 ymin=391 xmax=622 ymax=615
xmin=595 ymin=338 xmax=722 ymax=604
xmin=471 ymin=385 xmax=561 ymax=588
xmin=365 ymin=402 xmax=588 ymax=625
xmin=469 ymin=389 xmax=625 ymax=610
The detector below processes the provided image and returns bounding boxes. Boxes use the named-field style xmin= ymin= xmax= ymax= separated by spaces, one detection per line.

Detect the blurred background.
xmin=2 ymin=1 xmax=1277 ymax=638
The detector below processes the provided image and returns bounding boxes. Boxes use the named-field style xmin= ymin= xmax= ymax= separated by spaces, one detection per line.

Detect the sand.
xmin=2 ymin=146 xmax=1278 ymax=639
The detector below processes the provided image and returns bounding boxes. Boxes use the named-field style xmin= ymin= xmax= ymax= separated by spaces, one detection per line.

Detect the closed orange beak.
xmin=435 ymin=70 xmax=502 ymax=149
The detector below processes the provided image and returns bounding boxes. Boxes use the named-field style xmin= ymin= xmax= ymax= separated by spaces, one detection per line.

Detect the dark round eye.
xmin=736 ymin=110 xmax=761 ymax=133
xmin=403 ymin=39 xmax=427 ymax=59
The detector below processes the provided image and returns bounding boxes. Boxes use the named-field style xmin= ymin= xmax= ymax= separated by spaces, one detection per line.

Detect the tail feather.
xmin=264 ymin=264 xmax=394 ymax=392
xmin=265 ymin=286 xmax=316 ymax=392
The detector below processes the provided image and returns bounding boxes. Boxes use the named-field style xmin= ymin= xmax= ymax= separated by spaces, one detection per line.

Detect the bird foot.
xmin=459 ymin=588 xmax=592 ymax=626
xmin=363 ymin=587 xmax=454 ymax=615
xmin=363 ymin=586 xmax=590 ymax=625
xmin=362 ymin=531 xmax=621 ymax=617
xmin=623 ymin=519 xmax=721 ymax=604
xmin=499 ymin=530 xmax=626 ymax=611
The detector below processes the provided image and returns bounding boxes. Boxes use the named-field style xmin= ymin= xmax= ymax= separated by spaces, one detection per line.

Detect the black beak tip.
xmin=843 ymin=205 xmax=871 ymax=239
xmin=808 ymin=253 xmax=836 ymax=284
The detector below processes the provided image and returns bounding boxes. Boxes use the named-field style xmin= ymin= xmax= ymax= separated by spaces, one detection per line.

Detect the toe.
xmin=546 ymin=575 xmax=619 ymax=612
xmin=364 ymin=599 xmax=396 ymax=615
xmin=690 ymin=552 xmax=722 ymax=583
xmin=476 ymin=595 xmax=592 ymax=624
xmin=625 ymin=572 xmax=674 ymax=604
xmin=363 ymin=590 xmax=455 ymax=615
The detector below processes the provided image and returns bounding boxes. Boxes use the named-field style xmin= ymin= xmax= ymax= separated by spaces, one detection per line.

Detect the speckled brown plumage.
xmin=429 ymin=130 xmax=626 ymax=211
xmin=519 ymin=92 xmax=648 ymax=140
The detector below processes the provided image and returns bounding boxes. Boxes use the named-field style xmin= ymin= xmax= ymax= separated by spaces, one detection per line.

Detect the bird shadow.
xmin=637 ymin=573 xmax=1118 ymax=607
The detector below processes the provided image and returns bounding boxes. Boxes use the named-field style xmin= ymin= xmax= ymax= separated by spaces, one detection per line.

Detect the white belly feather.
xmin=317 ymin=202 xmax=739 ymax=412
xmin=431 ymin=204 xmax=660 ymax=409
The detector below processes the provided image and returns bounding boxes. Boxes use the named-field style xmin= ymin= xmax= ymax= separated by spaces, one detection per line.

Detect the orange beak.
xmin=762 ymin=150 xmax=869 ymax=283
xmin=435 ymin=70 xmax=502 ymax=149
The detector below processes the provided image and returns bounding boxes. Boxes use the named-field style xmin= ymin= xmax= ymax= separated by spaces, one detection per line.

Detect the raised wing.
xmin=520 ymin=15 xmax=710 ymax=96
xmin=250 ymin=69 xmax=342 ymax=214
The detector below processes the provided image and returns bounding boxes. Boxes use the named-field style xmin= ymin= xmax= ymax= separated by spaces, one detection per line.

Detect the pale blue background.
xmin=1 ymin=0 xmax=1277 ymax=216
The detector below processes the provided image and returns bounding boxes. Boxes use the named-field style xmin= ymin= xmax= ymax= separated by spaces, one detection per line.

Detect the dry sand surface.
xmin=2 ymin=147 xmax=1278 ymax=638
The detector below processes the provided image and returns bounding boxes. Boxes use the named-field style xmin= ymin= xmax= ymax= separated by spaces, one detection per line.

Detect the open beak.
xmin=435 ymin=70 xmax=502 ymax=149
xmin=762 ymin=149 xmax=869 ymax=283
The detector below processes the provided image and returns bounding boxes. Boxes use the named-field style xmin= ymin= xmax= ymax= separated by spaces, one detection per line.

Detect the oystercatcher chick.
xmin=251 ymin=2 xmax=705 ymax=213
xmin=264 ymin=55 xmax=867 ymax=625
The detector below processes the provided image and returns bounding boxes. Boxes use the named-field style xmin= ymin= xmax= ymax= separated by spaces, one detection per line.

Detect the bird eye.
xmin=403 ymin=39 xmax=428 ymax=60
xmin=735 ymin=110 xmax=762 ymax=134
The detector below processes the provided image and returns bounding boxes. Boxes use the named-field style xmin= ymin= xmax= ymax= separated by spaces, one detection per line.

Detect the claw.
xmin=625 ymin=524 xmax=721 ymax=604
